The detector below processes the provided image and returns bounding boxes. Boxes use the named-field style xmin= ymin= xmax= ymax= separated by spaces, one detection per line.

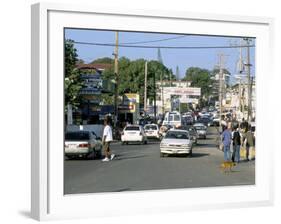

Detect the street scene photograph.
xmin=64 ymin=28 xmax=256 ymax=194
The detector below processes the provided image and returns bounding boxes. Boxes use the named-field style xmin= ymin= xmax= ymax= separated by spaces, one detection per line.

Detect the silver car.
xmin=160 ymin=129 xmax=193 ymax=157
xmin=193 ymin=123 xmax=207 ymax=139
xmin=65 ymin=131 xmax=102 ymax=159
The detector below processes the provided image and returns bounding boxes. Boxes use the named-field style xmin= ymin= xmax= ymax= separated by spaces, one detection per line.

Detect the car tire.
xmin=188 ymin=149 xmax=193 ymax=157
xmin=87 ymin=149 xmax=96 ymax=160
xmin=96 ymin=150 xmax=102 ymax=159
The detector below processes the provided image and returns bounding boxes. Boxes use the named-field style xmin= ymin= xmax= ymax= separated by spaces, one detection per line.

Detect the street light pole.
xmin=161 ymin=72 xmax=164 ymax=115
xmin=153 ymin=72 xmax=157 ymax=122
xmin=114 ymin=31 xmax=119 ymax=128
xmin=144 ymin=61 xmax=148 ymax=113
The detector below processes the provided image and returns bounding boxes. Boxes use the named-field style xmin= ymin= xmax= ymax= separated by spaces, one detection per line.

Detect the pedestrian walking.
xmin=244 ymin=125 xmax=255 ymax=161
xmin=240 ymin=118 xmax=248 ymax=131
xmin=232 ymin=127 xmax=241 ymax=163
xmin=222 ymin=123 xmax=232 ymax=161
xmin=101 ymin=117 xmax=115 ymax=162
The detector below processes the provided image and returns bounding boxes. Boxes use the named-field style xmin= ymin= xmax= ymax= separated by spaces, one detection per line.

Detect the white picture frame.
xmin=31 ymin=2 xmax=275 ymax=221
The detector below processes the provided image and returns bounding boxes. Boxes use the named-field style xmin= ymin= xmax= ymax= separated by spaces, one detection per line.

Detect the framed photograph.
xmin=31 ymin=2 xmax=274 ymax=221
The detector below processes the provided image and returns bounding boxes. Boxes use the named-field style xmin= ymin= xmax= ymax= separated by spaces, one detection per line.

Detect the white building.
xmin=153 ymin=81 xmax=201 ymax=114
xmin=226 ymin=81 xmax=256 ymax=121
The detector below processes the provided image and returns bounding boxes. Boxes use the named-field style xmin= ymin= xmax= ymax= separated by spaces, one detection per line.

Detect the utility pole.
xmin=242 ymin=82 xmax=245 ymax=118
xmin=244 ymin=38 xmax=252 ymax=122
xmin=144 ymin=61 xmax=148 ymax=113
xmin=153 ymin=72 xmax=157 ymax=121
xmin=238 ymin=78 xmax=241 ymax=112
xmin=114 ymin=31 xmax=119 ymax=128
xmin=161 ymin=72 xmax=164 ymax=115
xmin=218 ymin=53 xmax=225 ymax=130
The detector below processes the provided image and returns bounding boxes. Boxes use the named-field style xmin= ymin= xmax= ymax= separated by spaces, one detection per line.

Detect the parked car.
xmin=160 ymin=129 xmax=193 ymax=157
xmin=144 ymin=124 xmax=160 ymax=140
xmin=193 ymin=123 xmax=207 ymax=139
xmin=64 ymin=131 xmax=102 ymax=159
xmin=121 ymin=125 xmax=148 ymax=145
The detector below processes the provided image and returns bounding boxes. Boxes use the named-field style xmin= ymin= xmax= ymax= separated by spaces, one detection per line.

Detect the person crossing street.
xmin=102 ymin=117 xmax=115 ymax=162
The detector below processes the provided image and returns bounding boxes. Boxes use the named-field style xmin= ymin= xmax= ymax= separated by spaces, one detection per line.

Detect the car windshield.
xmin=165 ymin=131 xmax=189 ymax=139
xmin=65 ymin=132 xmax=90 ymax=140
xmin=145 ymin=125 xmax=157 ymax=130
xmin=125 ymin=126 xmax=140 ymax=131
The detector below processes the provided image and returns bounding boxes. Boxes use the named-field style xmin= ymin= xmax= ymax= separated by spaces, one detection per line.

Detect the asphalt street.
xmin=64 ymin=127 xmax=255 ymax=194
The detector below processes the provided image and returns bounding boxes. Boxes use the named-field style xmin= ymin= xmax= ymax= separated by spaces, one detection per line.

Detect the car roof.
xmin=168 ymin=129 xmax=189 ymax=133
xmin=193 ymin=123 xmax=205 ymax=126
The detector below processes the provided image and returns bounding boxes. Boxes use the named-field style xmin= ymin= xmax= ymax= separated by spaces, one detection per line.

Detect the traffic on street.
xmin=65 ymin=123 xmax=255 ymax=194
xmin=64 ymin=29 xmax=256 ymax=194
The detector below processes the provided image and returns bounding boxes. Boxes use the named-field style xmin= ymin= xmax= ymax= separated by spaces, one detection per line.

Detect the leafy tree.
xmin=76 ymin=58 xmax=85 ymax=65
xmin=100 ymin=57 xmax=174 ymax=106
xmin=91 ymin=57 xmax=114 ymax=64
xmin=64 ymin=39 xmax=83 ymax=110
xmin=211 ymin=68 xmax=231 ymax=87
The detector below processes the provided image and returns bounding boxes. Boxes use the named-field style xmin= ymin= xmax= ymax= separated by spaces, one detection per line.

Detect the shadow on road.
xmin=196 ymin=142 xmax=217 ymax=148
xmin=114 ymin=155 xmax=147 ymax=161
xmin=166 ymin=153 xmax=209 ymax=158
xmin=191 ymin=152 xmax=210 ymax=158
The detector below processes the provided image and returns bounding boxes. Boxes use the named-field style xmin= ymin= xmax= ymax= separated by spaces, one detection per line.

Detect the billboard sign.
xmin=163 ymin=87 xmax=201 ymax=96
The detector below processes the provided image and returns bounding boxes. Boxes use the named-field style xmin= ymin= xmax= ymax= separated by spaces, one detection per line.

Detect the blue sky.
xmin=65 ymin=28 xmax=255 ymax=84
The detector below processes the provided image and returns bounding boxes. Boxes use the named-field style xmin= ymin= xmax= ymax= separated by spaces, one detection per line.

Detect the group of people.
xmin=221 ymin=118 xmax=255 ymax=163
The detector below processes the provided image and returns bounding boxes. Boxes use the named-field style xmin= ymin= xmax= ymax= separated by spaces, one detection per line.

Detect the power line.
xmin=120 ymin=35 xmax=187 ymax=45
xmin=73 ymin=41 xmax=255 ymax=49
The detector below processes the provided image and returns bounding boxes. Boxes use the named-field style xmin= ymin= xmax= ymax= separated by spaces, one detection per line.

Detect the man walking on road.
xmin=102 ymin=117 xmax=115 ymax=162
xmin=222 ymin=123 xmax=232 ymax=161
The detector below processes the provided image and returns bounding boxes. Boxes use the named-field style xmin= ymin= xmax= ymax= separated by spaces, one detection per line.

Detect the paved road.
xmin=64 ymin=127 xmax=255 ymax=194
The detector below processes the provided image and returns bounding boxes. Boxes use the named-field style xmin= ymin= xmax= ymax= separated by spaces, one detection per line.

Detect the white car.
xmin=64 ymin=131 xmax=102 ymax=159
xmin=160 ymin=129 xmax=193 ymax=157
xmin=144 ymin=124 xmax=160 ymax=139
xmin=121 ymin=125 xmax=148 ymax=145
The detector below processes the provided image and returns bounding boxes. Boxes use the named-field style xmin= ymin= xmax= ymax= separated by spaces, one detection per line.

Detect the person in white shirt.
xmin=102 ymin=117 xmax=115 ymax=162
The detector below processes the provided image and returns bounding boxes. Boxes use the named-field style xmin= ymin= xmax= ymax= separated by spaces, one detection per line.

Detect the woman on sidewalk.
xmin=221 ymin=123 xmax=232 ymax=161
xmin=244 ymin=125 xmax=255 ymax=161
xmin=232 ymin=127 xmax=241 ymax=163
